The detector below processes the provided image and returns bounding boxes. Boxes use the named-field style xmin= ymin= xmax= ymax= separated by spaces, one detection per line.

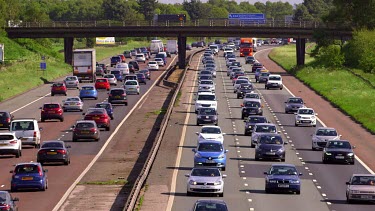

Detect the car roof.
xmin=316 ymin=127 xmax=336 ymax=130
xmin=11 ymin=118 xmax=37 ymax=122
xmin=201 ymin=125 xmax=221 ymax=129
xmin=81 ymin=85 xmax=95 ymax=88
xmin=254 ymin=123 xmax=276 ymax=126
xmin=195 ymin=199 xmax=227 ymax=204
xmin=269 ymin=74 xmax=281 ymax=77
xmin=352 ymin=174 xmax=375 ymax=177
xmin=328 ymin=139 xmax=349 ymax=142
xmin=271 ymin=163 xmax=296 ymax=168
xmin=42 ymin=140 xmax=64 ymax=144
xmin=15 ymin=162 xmax=40 ymax=166
xmin=76 ymin=120 xmax=96 ymax=124
xmin=43 ymin=102 xmax=61 ymax=105
xmin=197 ymin=92 xmax=215 ymax=96
xmin=125 ymin=80 xmax=138 ymax=83
xmin=298 ymin=107 xmax=314 ymax=110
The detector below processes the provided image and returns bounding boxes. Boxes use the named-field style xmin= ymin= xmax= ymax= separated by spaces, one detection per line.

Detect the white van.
xmin=10 ymin=119 xmax=42 ymax=148
xmin=150 ymin=40 xmax=164 ymax=55
xmin=166 ymin=40 xmax=178 ymax=54
xmin=116 ymin=63 xmax=129 ymax=75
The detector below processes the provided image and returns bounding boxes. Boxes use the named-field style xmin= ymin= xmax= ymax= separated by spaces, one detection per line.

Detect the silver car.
xmin=62 ymin=97 xmax=83 ymax=112
xmin=186 ymin=167 xmax=226 ymax=197
xmin=243 ymin=92 xmax=261 ymax=104
xmin=311 ymin=127 xmax=341 ymax=150
xmin=63 ymin=76 xmax=79 ymax=89
xmin=346 ymin=174 xmax=375 ymax=203
xmin=199 ymin=70 xmax=213 ymax=78
xmin=198 ymin=80 xmax=215 ymax=93
xmin=205 ymin=67 xmax=217 ymax=78
xmin=103 ymin=74 xmax=117 ymax=86
xmin=251 ymin=123 xmax=279 ymax=148
xmin=124 ymin=80 xmax=140 ymax=95
xmin=233 ymin=79 xmax=251 ymax=93
xmin=285 ymin=97 xmax=305 ymax=113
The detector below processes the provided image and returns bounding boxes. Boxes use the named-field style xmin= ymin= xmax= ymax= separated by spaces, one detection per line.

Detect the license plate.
xmin=0 ymin=124 xmax=3 ymax=126
xmin=266 ymin=152 xmax=276 ymax=155
xmin=81 ymin=131 xmax=90 ymax=134
xmin=278 ymin=184 xmax=289 ymax=188
xmin=361 ymin=195 xmax=373 ymax=199
xmin=22 ymin=177 xmax=33 ymax=181
xmin=0 ymin=143 xmax=7 ymax=146
xmin=129 ymin=88 xmax=135 ymax=90
xmin=206 ymin=160 xmax=215 ymax=163
xmin=93 ymin=117 xmax=100 ymax=120
xmin=272 ymin=84 xmax=278 ymax=86
xmin=335 ymin=156 xmax=345 ymax=159
xmin=115 ymin=96 xmax=121 ymax=98
xmin=302 ymin=121 xmax=310 ymax=123
xmin=47 ymin=152 xmax=57 ymax=155
xmin=48 ymin=111 xmax=55 ymax=113
xmin=21 ymin=138 xmax=28 ymax=141
xmin=70 ymin=102 xmax=75 ymax=105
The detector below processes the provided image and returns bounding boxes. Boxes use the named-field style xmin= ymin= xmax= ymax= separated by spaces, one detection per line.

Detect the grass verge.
xmin=174 ymin=91 xmax=182 ymax=107
xmin=269 ymin=45 xmax=375 ymax=133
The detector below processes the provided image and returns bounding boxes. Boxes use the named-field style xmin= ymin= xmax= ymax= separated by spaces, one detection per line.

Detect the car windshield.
xmin=53 ymin=83 xmax=64 ymax=87
xmin=201 ymin=71 xmax=211 ymax=75
xmin=125 ymin=81 xmax=138 ymax=85
xmin=11 ymin=121 xmax=34 ymax=131
xmin=236 ymin=80 xmax=248 ymax=84
xmin=232 ymin=68 xmax=241 ymax=72
xmin=82 ymin=86 xmax=94 ymax=90
xmin=76 ymin=122 xmax=94 ymax=128
xmin=42 ymin=142 xmax=63 ymax=148
xmin=15 ymin=165 xmax=39 ymax=174
xmin=104 ymin=74 xmax=114 ymax=78
xmin=327 ymin=141 xmax=351 ymax=149
xmin=111 ymin=70 xmax=120 ymax=75
xmin=96 ymin=79 xmax=107 ymax=83
xmin=269 ymin=76 xmax=281 ymax=80
xmin=149 ymin=62 xmax=157 ymax=65
xmin=200 ymin=76 xmax=212 ymax=80
xmin=244 ymin=101 xmax=260 ymax=107
xmin=248 ymin=117 xmax=267 ymax=123
xmin=0 ymin=192 xmax=6 ymax=202
xmin=224 ymin=48 xmax=232 ymax=51
xmin=247 ymin=57 xmax=254 ymax=60
xmin=245 ymin=94 xmax=260 ymax=99
xmin=200 ymin=81 xmax=213 ymax=85
xmin=260 ymin=73 xmax=269 ymax=76
xmin=66 ymin=98 xmax=80 ymax=102
xmin=351 ymin=176 xmax=375 ymax=185
xmin=110 ymin=89 xmax=125 ymax=95
xmin=96 ymin=103 xmax=110 ymax=109
xmin=206 ymin=64 xmax=215 ymax=68
xmin=199 ymin=108 xmax=216 ymax=115
xmin=298 ymin=109 xmax=314 ymax=115
xmin=255 ymin=125 xmax=276 ymax=133
xmin=259 ymin=135 xmax=283 ymax=145
xmin=316 ymin=129 xmax=338 ymax=136
xmin=201 ymin=127 xmax=221 ymax=134
xmin=269 ymin=166 xmax=298 ymax=175
xmin=0 ymin=135 xmax=14 ymax=140
xmin=65 ymin=77 xmax=76 ymax=81
xmin=136 ymin=55 xmax=144 ymax=58
xmin=191 ymin=168 xmax=220 ymax=177
xmin=288 ymin=98 xmax=303 ymax=104
xmin=197 ymin=95 xmax=215 ymax=101
xmin=198 ymin=143 xmax=223 ymax=152
xmin=87 ymin=109 xmax=105 ymax=115
xmin=136 ymin=74 xmax=144 ymax=78
xmin=232 ymin=62 xmax=240 ymax=66
xmin=155 ymin=58 xmax=162 ymax=61
xmin=44 ymin=104 xmax=59 ymax=109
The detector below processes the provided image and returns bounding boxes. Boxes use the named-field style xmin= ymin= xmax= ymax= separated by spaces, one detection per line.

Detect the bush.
xmin=316 ymin=45 xmax=344 ymax=68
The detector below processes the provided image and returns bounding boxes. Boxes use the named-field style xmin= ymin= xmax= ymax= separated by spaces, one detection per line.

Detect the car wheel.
xmin=137 ymin=92 xmax=140 ymax=95
xmin=350 ymin=161 xmax=355 ymax=165
xmin=312 ymin=147 xmax=316 ymax=151
xmin=41 ymin=118 xmax=45 ymax=122
xmin=241 ymin=114 xmax=244 ymax=120
xmin=60 ymin=118 xmax=64 ymax=122
xmin=11 ymin=187 xmax=17 ymax=192
xmin=15 ymin=150 xmax=21 ymax=158
xmin=65 ymin=93 xmax=67 ymax=96
xmin=106 ymin=126 xmax=110 ymax=131
xmin=322 ymin=159 xmax=328 ymax=164
xmin=221 ymin=167 xmax=226 ymax=171
xmin=125 ymin=102 xmax=128 ymax=106
xmin=295 ymin=123 xmax=298 ymax=127
xmin=196 ymin=121 xmax=200 ymax=126
xmin=51 ymin=93 xmax=54 ymax=96
xmin=186 ymin=191 xmax=193 ymax=196
xmin=285 ymin=110 xmax=288 ymax=114
xmin=251 ymin=143 xmax=255 ymax=148
xmin=95 ymin=138 xmax=100 ymax=142
xmin=111 ymin=116 xmax=114 ymax=120
xmin=280 ymin=87 xmax=283 ymax=90
xmin=255 ymin=156 xmax=259 ymax=161
xmin=64 ymin=160 xmax=69 ymax=166
xmin=95 ymin=97 xmax=98 ymax=100
xmin=281 ymin=158 xmax=286 ymax=162
xmin=218 ymin=193 xmax=224 ymax=197
xmin=313 ymin=124 xmax=316 ymax=127
xmin=237 ymin=95 xmax=240 ymax=99
xmin=265 ymin=188 xmax=271 ymax=193
xmin=296 ymin=190 xmax=300 ymax=195
xmin=72 ymin=138 xmax=77 ymax=142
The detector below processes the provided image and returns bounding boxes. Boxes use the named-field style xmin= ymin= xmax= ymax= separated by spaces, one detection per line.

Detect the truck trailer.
xmin=73 ymin=49 xmax=96 ymax=82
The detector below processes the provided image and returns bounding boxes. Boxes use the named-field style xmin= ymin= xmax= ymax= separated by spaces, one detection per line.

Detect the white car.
xmin=295 ymin=108 xmax=317 ymax=127
xmin=198 ymin=80 xmax=215 ymax=93
xmin=154 ymin=58 xmax=164 ymax=67
xmin=147 ymin=61 xmax=159 ymax=71
xmin=63 ymin=76 xmax=79 ymax=89
xmin=0 ymin=132 xmax=22 ymax=158
xmin=135 ymin=53 xmax=146 ymax=63
xmin=243 ymin=92 xmax=261 ymax=104
xmin=115 ymin=63 xmax=129 ymax=75
xmin=186 ymin=167 xmax=226 ymax=197
xmin=223 ymin=48 xmax=234 ymax=57
xmin=312 ymin=127 xmax=341 ymax=150
xmin=196 ymin=126 xmax=226 ymax=144
xmin=10 ymin=119 xmax=42 ymax=148
xmin=194 ymin=92 xmax=217 ymax=113
xmin=103 ymin=74 xmax=117 ymax=86
xmin=265 ymin=74 xmax=283 ymax=90
xmin=62 ymin=96 xmax=84 ymax=112
xmin=123 ymin=80 xmax=140 ymax=95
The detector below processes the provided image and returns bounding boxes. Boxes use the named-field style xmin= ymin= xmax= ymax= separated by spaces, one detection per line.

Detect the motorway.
xmin=0 ymin=56 xmax=175 ymax=211
xmin=168 ymin=46 xmax=374 ymax=211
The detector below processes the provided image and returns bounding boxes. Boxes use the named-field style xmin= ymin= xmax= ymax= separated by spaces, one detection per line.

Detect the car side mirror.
xmin=12 ymin=197 xmax=19 ymax=202
xmin=66 ymin=145 xmax=71 ymax=148
xmin=352 ymin=146 xmax=356 ymax=149
xmin=10 ymin=170 xmax=13 ymax=173
xmin=185 ymin=174 xmax=190 ymax=177
xmin=346 ymin=182 xmax=350 ymax=185
xmin=72 ymin=125 xmax=75 ymax=128
xmin=315 ymin=113 xmax=318 ymax=116
xmin=225 ymin=149 xmax=228 ymax=153
xmin=192 ymin=149 xmax=196 ymax=153
xmin=299 ymin=173 xmax=303 ymax=176
xmin=339 ymin=135 xmax=342 ymax=137
xmin=263 ymin=171 xmax=268 ymax=175
xmin=222 ymin=174 xmax=227 ymax=178
xmin=284 ymin=142 xmax=288 ymax=145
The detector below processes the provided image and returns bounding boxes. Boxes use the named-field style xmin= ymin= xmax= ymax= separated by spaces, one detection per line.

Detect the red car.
xmin=83 ymin=108 xmax=111 ymax=131
xmin=40 ymin=103 xmax=64 ymax=122
xmin=51 ymin=82 xmax=67 ymax=96
xmin=95 ymin=78 xmax=110 ymax=90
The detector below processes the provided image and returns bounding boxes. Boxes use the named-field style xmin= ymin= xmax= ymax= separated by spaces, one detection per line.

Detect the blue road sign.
xmin=228 ymin=13 xmax=265 ymax=20
xmin=40 ymin=62 xmax=46 ymax=70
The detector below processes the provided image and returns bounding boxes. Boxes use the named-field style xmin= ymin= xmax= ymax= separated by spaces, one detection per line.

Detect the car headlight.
xmin=214 ymin=181 xmax=222 ymax=185
xmin=297 ymin=115 xmax=302 ymax=118
xmin=277 ymin=148 xmax=285 ymax=152
xmin=325 ymin=152 xmax=332 ymax=155
xmin=347 ymin=153 xmax=354 ymax=156
xmin=268 ymin=180 xmax=277 ymax=183
xmin=195 ymin=153 xmax=202 ymax=158
xmin=198 ymin=87 xmax=202 ymax=89
xmin=196 ymin=103 xmax=201 ymax=107
xmin=218 ymin=154 xmax=225 ymax=159
xmin=311 ymin=116 xmax=316 ymax=119
xmin=189 ymin=180 xmax=197 ymax=185
xmin=351 ymin=190 xmax=360 ymax=194
xmin=290 ymin=180 xmax=300 ymax=184
xmin=197 ymin=115 xmax=202 ymax=119
xmin=212 ymin=103 xmax=217 ymax=106
xmin=248 ymin=125 xmax=252 ymax=129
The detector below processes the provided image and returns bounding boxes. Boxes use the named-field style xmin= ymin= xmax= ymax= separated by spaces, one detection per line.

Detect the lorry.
xmin=150 ymin=40 xmax=164 ymax=54
xmin=166 ymin=40 xmax=178 ymax=54
xmin=239 ymin=38 xmax=253 ymax=57
xmin=73 ymin=49 xmax=96 ymax=82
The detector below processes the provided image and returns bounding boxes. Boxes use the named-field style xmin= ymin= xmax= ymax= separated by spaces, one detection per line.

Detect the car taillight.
xmin=38 ymin=166 xmax=43 ymax=176
xmin=57 ymin=149 xmax=66 ymax=155
xmin=38 ymin=149 xmax=46 ymax=154
xmin=122 ymin=94 xmax=126 ymax=96
xmin=90 ymin=128 xmax=97 ymax=133
xmin=0 ymin=203 xmax=10 ymax=211
xmin=9 ymin=140 xmax=17 ymax=144
xmin=6 ymin=118 xmax=10 ymax=123
xmin=109 ymin=94 xmax=112 ymax=97
xmin=33 ymin=131 xmax=37 ymax=137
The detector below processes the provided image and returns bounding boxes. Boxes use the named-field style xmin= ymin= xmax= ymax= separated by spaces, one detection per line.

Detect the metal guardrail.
xmin=6 ymin=20 xmax=353 ymax=30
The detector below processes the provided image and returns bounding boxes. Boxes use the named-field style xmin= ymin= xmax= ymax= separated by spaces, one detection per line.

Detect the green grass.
xmin=269 ymin=45 xmax=375 ymax=133
xmin=174 ymin=91 xmax=182 ymax=107
xmin=350 ymin=68 xmax=375 ymax=87
xmin=79 ymin=179 xmax=128 ymax=185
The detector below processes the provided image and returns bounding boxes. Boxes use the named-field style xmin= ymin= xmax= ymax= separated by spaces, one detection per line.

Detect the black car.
xmin=139 ymin=69 xmax=151 ymax=80
xmin=108 ymin=88 xmax=128 ymax=105
xmin=237 ymin=84 xmax=253 ymax=99
xmin=128 ymin=64 xmax=136 ymax=73
xmin=37 ymin=141 xmax=71 ymax=165
xmin=97 ymin=63 xmax=108 ymax=74
xmin=0 ymin=111 xmax=14 ymax=129
xmin=252 ymin=63 xmax=263 ymax=72
xmin=95 ymin=102 xmax=114 ymax=120
xmin=245 ymin=56 xmax=255 ymax=64
xmin=322 ymin=140 xmax=355 ymax=165
xmin=244 ymin=116 xmax=268 ymax=136
xmin=254 ymin=134 xmax=287 ymax=161
xmin=196 ymin=41 xmax=205 ymax=48
xmin=110 ymin=56 xmax=121 ymax=67
xmin=0 ymin=191 xmax=19 ymax=210
xmin=136 ymin=73 xmax=147 ymax=85
xmin=191 ymin=42 xmax=198 ymax=48
xmin=241 ymin=100 xmax=263 ymax=119
xmin=196 ymin=108 xmax=218 ymax=126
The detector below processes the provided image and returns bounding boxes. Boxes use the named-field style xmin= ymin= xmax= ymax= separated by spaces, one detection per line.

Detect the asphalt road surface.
xmin=168 ymin=47 xmax=374 ymax=211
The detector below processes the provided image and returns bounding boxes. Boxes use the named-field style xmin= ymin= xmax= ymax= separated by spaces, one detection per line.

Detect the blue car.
xmin=264 ymin=164 xmax=302 ymax=194
xmin=110 ymin=70 xmax=123 ymax=82
xmin=192 ymin=141 xmax=228 ymax=171
xmin=79 ymin=85 xmax=98 ymax=100
xmin=95 ymin=102 xmax=114 ymax=120
xmin=10 ymin=162 xmax=48 ymax=192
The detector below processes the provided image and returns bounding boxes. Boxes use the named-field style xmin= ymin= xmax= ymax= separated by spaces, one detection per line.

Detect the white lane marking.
xmin=240 ymin=165 xmax=244 ymax=168
xmin=234 ymin=130 xmax=237 ymax=133
xmin=304 ymin=167 xmax=308 ymax=169
xmin=235 ymin=138 xmax=239 ymax=141
xmin=165 ymin=55 xmax=199 ymax=211
xmin=246 ymin=191 xmax=250 ymax=194
xmin=54 ymin=55 xmax=178 ymax=211
xmin=250 ymin=208 xmax=255 ymax=211
xmin=241 ymin=171 xmax=245 ymax=174
xmin=137 ymin=95 xmax=149 ymax=110
xmin=309 ymin=173 xmax=313 ymax=176
xmin=248 ymin=199 xmax=252 ymax=202
xmin=313 ymin=179 xmax=317 ymax=182
xmin=237 ymin=151 xmax=241 ymax=153
xmin=244 ymin=183 xmax=248 ymax=186
xmin=317 ymin=186 xmax=322 ymax=189
xmin=322 ymin=193 xmax=327 ymax=197
xmin=0 ymin=185 xmax=4 ymax=188
xmin=11 ymin=92 xmax=51 ymax=114
xmin=243 ymin=177 xmax=247 ymax=180
xmin=326 ymin=202 xmax=332 ymax=205
xmin=296 ymin=152 xmax=300 ymax=155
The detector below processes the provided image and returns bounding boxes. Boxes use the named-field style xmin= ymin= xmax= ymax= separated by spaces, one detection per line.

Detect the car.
xmin=154 ymin=58 xmax=164 ymax=67
xmin=226 ymin=65 xmax=238 ymax=76
xmin=237 ymin=75 xmax=250 ymax=82
xmin=10 ymin=162 xmax=48 ymax=192
xmin=108 ymin=88 xmax=128 ymax=106
xmin=252 ymin=63 xmax=263 ymax=73
xmin=285 ymin=97 xmax=305 ymax=113
xmin=10 ymin=119 xmax=42 ymax=148
xmin=136 ymin=73 xmax=147 ymax=85
xmin=95 ymin=66 xmax=105 ymax=77
xmin=37 ymin=140 xmax=71 ymax=165
xmin=94 ymin=78 xmax=110 ymax=91
xmin=194 ymin=92 xmax=217 ymax=114
xmin=245 ymin=56 xmax=255 ymax=64
xmin=205 ymin=67 xmax=217 ymax=78
xmin=128 ymin=60 xmax=140 ymax=71
xmin=294 ymin=108 xmax=317 ymax=127
xmin=95 ymin=102 xmax=114 ymax=120
xmin=264 ymin=39 xmax=270 ymax=44
xmin=204 ymin=60 xmax=215 ymax=66
xmin=241 ymin=100 xmax=263 ymax=119
xmin=40 ymin=103 xmax=64 ymax=122
xmin=0 ymin=191 xmax=19 ymax=210
xmin=196 ymin=108 xmax=218 ymax=126
xmin=185 ymin=167 xmax=226 ymax=197
xmin=225 ymin=53 xmax=236 ymax=60
xmin=196 ymin=126 xmax=226 ymax=144
xmin=244 ymin=116 xmax=268 ymax=136
xmin=223 ymin=47 xmax=234 ymax=57
xmin=198 ymin=80 xmax=215 ymax=93
xmin=147 ymin=61 xmax=159 ymax=71
xmin=124 ymin=80 xmax=140 ymax=95
xmin=254 ymin=134 xmax=287 ymax=161
xmin=110 ymin=69 xmax=124 ymax=82
xmin=191 ymin=42 xmax=198 ymax=47
xmin=128 ymin=64 xmax=136 ymax=73
xmin=103 ymin=74 xmax=117 ymax=86
xmin=63 ymin=76 xmax=79 ymax=89
xmin=96 ymin=63 xmax=108 ymax=74
xmin=142 ymin=50 xmax=151 ymax=59
xmin=51 ymin=82 xmax=67 ymax=96
xmin=196 ymin=41 xmax=205 ymax=48
xmin=251 ymin=123 xmax=278 ymax=148
xmin=62 ymin=97 xmax=83 ymax=112
xmin=346 ymin=174 xmax=375 ymax=203
xmin=199 ymin=70 xmax=213 ymax=78
xmin=124 ymin=74 xmax=137 ymax=82
xmin=139 ymin=69 xmax=151 ymax=80
xmin=136 ymin=53 xmax=146 ymax=63
xmin=264 ymin=164 xmax=302 ymax=194
xmin=0 ymin=111 xmax=14 ymax=129
xmin=232 ymin=72 xmax=246 ymax=87
xmin=229 ymin=68 xmax=242 ymax=79
xmin=186 ymin=44 xmax=192 ymax=50
xmin=233 ymin=79 xmax=251 ymax=93
xmin=79 ymin=85 xmax=98 ymax=100
xmin=322 ymin=140 xmax=355 ymax=164
xmin=130 ymin=49 xmax=137 ymax=56
xmin=198 ymin=75 xmax=213 ymax=82
xmin=226 ymin=58 xmax=236 ymax=67
xmin=155 ymin=53 xmax=167 ymax=65
xmin=0 ymin=132 xmax=22 ymax=158
xmin=231 ymin=61 xmax=241 ymax=67
xmin=117 ymin=54 xmax=126 ymax=63
xmin=265 ymin=74 xmax=283 ymax=90
xmin=192 ymin=199 xmax=228 ymax=211
xmin=124 ymin=50 xmax=132 ymax=58
xmin=243 ymin=92 xmax=261 ymax=104
xmin=312 ymin=127 xmax=341 ymax=150
xmin=192 ymin=141 xmax=228 ymax=170
xmin=83 ymin=108 xmax=111 ymax=131
xmin=115 ymin=63 xmax=130 ymax=75
xmin=72 ymin=120 xmax=100 ymax=142
xmin=258 ymin=72 xmax=270 ymax=83
xmin=110 ymin=56 xmax=121 ymax=67
xmin=255 ymin=68 xmax=268 ymax=82
xmin=202 ymin=56 xmax=213 ymax=64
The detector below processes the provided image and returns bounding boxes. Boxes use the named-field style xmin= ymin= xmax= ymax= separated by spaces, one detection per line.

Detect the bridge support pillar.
xmin=296 ymin=38 xmax=306 ymax=66
xmin=177 ymin=35 xmax=187 ymax=69
xmin=64 ymin=37 xmax=74 ymax=65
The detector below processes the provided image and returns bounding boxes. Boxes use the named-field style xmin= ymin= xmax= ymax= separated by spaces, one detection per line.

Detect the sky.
xmin=157 ymin=0 xmax=304 ymax=4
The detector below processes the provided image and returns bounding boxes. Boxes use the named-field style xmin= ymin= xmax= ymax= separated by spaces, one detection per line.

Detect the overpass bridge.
xmin=4 ymin=20 xmax=353 ymax=68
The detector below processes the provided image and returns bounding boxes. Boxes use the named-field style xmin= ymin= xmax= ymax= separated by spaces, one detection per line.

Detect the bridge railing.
xmin=8 ymin=19 xmax=352 ymax=30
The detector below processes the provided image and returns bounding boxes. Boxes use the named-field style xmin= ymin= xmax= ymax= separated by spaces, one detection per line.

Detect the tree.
xmin=303 ymin=0 xmax=333 ymax=20
xmin=138 ymin=0 xmax=157 ymax=21
xmin=183 ymin=0 xmax=210 ymax=20
xmin=293 ymin=4 xmax=313 ymax=21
